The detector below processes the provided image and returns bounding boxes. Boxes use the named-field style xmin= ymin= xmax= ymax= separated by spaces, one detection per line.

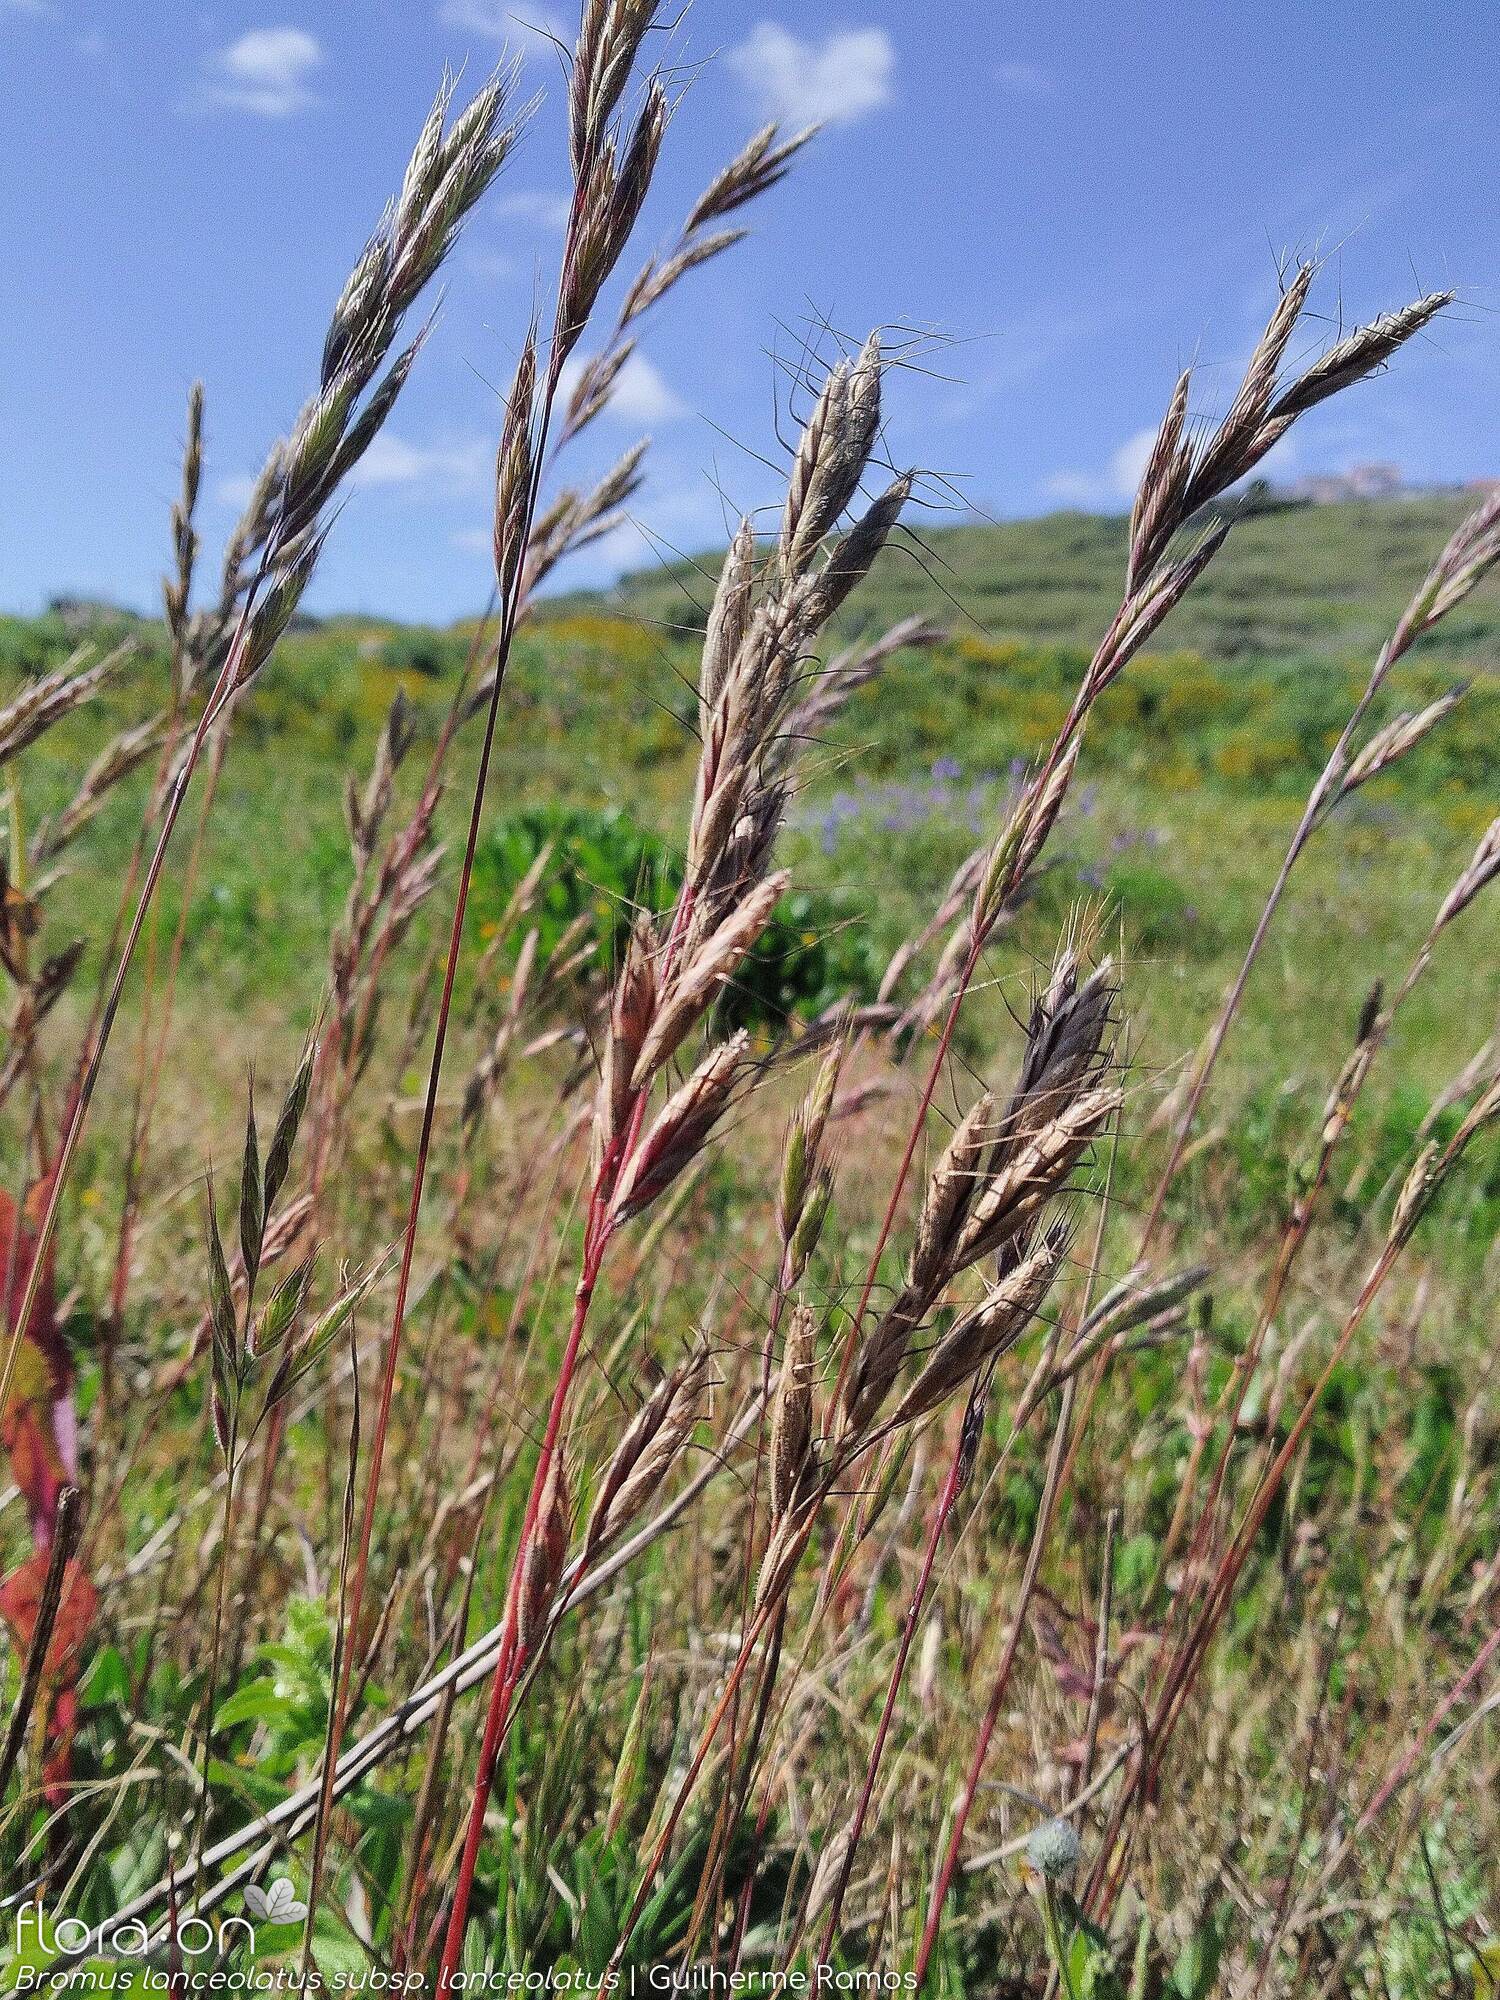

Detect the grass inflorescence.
xmin=0 ymin=12 xmax=1497 ymax=1996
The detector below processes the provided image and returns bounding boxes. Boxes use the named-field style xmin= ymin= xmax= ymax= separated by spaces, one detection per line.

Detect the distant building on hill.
xmin=1288 ymin=462 xmax=1403 ymax=506
xmin=47 ymin=594 xmax=139 ymax=634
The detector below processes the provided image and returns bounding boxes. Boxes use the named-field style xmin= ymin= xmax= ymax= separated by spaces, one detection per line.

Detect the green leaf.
xmin=207 ymin=1757 xmax=289 ymax=1810
xmin=215 ymin=1677 xmax=287 ymax=1731
xmin=300 ymin=1909 xmax=370 ymax=1979
xmin=573 ymin=1844 xmax=615 ymax=1972
xmin=1068 ymin=1927 xmax=1095 ymax=1986
xmin=1169 ymin=1908 xmax=1226 ymax=1999
xmin=80 ymin=1644 xmax=131 ymax=1710
xmin=1128 ymin=1914 xmax=1153 ymax=2000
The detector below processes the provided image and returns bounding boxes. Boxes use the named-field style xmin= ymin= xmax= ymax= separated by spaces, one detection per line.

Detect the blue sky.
xmin=2 ymin=0 xmax=1496 ymax=622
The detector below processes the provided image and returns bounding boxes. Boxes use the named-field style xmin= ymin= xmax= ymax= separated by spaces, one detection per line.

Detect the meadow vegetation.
xmin=0 ymin=11 xmax=1497 ymax=1995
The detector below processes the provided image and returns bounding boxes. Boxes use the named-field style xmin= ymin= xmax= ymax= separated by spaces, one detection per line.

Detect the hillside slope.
xmin=605 ymin=493 xmax=1497 ymax=669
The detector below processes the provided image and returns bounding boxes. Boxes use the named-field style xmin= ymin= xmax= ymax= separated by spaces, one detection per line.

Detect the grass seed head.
xmin=770 ymin=1302 xmax=817 ymax=1521
xmin=519 ymin=1448 xmax=571 ymax=1653
xmin=586 ymin=1349 xmax=709 ymax=1554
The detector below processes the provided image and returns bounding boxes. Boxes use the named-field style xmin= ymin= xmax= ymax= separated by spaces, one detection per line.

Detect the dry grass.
xmin=0 ymin=10 xmax=1497 ymax=1996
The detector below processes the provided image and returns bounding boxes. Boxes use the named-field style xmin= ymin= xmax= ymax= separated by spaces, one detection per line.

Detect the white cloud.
xmin=728 ymin=22 xmax=894 ymax=128
xmin=995 ymin=60 xmax=1050 ymax=97
xmin=496 ymin=188 xmax=573 ymax=230
xmin=561 ymin=351 xmax=684 ymax=427
xmin=1043 ymin=470 xmax=1102 ymax=508
xmin=218 ymin=433 xmax=489 ymax=512
xmin=203 ymin=26 xmax=322 ymax=117
xmin=348 ymin=432 xmax=489 ymax=493
xmin=1045 ymin=427 xmax=1157 ymax=510
xmin=465 ymin=245 xmax=522 ymax=282
xmin=522 ymin=467 xmax=736 ymax=590
xmin=1108 ymin=427 xmax=1156 ymax=496
xmin=611 ymin=354 xmax=684 ymax=425
xmin=214 ymin=473 xmax=261 ymax=512
xmin=438 ymin=0 xmax=569 ymax=48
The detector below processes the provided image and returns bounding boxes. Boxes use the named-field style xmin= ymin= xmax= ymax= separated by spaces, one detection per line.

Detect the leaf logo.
xmin=243 ymin=1877 xmax=308 ymax=1924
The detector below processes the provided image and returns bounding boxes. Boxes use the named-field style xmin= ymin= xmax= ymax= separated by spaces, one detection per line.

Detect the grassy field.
xmin=2 ymin=484 xmax=1497 ymax=1992
xmin=1 ymin=40 xmax=1498 ymax=1989
xmin=7 ymin=494 xmax=1495 ymax=1107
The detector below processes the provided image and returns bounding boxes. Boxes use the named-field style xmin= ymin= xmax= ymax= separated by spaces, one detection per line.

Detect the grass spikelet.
xmin=769 ymin=1302 xmax=817 ymax=1520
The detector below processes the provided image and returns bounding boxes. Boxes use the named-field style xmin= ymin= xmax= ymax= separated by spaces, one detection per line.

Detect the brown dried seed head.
xmin=598 ymin=82 xmax=668 ymax=311
xmin=589 ymin=439 xmax=650 ymax=522
xmin=1340 ymin=687 xmax=1465 ymax=797
xmin=571 ymin=0 xmax=658 ymax=171
xmin=611 ymin=1031 xmax=749 ymax=1223
xmin=524 ymin=442 xmax=649 ymax=588
xmin=1185 ymin=265 xmax=1315 ymax=505
xmin=1411 ymin=487 xmax=1500 ymax=634
xmin=803 ymin=1822 xmax=855 ymax=1930
xmin=559 ymin=136 xmax=620 ymax=347
xmin=1321 ymin=1040 xmax=1377 ymax=1150
xmin=780 ymin=357 xmax=850 ymax=571
xmin=1079 ymin=1261 xmax=1211 ymax=1348
xmin=518 ymin=1448 xmax=571 ymax=1653
xmin=1128 ymin=367 xmax=1192 ymax=588
xmin=958 ymin=1083 xmax=1123 ymax=1266
xmin=892 ymin=1226 xmax=1069 ymax=1428
xmin=909 ymin=1091 xmax=996 ymax=1294
xmin=239 ymin=534 xmax=324 ymax=686
xmin=601 ymin=916 xmax=658 ymax=1142
xmin=182 ymin=379 xmax=206 ymax=512
xmin=1008 ymin=955 xmax=1117 ymax=1149
xmin=0 ymin=646 xmax=128 ymax=770
xmin=778 ymin=1036 xmax=843 ymax=1243
xmin=974 ymin=736 xmax=1082 ymax=933
xmin=494 ymin=343 xmax=537 ymax=567
xmin=620 ymin=228 xmax=747 ymax=324
xmin=684 ymin=121 xmax=817 ymax=232
xmin=1436 ymin=815 xmax=1500 ymax=928
xmin=780 ymin=334 xmax=883 ymax=576
xmin=702 ymin=519 xmax=757 ymax=716
xmin=806 ymin=472 xmax=912 ymax=623
xmin=1270 ymin=292 xmax=1451 ymax=423
xmin=753 ymin=1493 xmax=817 ymax=1614
xmin=562 ymin=339 xmax=636 ymax=438
xmin=396 ymin=84 xmax=451 ymax=235
xmin=631 ymin=872 xmax=788 ymax=1089
xmin=30 ymin=713 xmax=165 ymax=866
xmin=585 ymin=1349 xmax=709 ymax=1552
xmin=770 ymin=1303 xmax=817 ymax=1520
xmin=778 ymin=616 xmax=943 ymax=765
xmin=841 ymin=1286 xmax=925 ymax=1437
xmin=1390 ymin=1140 xmax=1442 ymax=1249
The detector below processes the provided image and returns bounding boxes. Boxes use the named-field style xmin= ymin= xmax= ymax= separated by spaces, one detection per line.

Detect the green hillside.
xmin=608 ymin=491 xmax=1498 ymax=668
xmin=2 ymin=494 xmax=1494 ymax=1082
